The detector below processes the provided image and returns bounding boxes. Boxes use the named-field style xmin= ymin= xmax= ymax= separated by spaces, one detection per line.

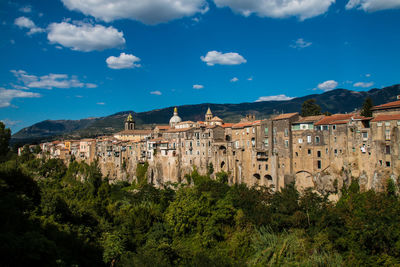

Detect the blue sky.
xmin=1 ymin=0 xmax=399 ymax=133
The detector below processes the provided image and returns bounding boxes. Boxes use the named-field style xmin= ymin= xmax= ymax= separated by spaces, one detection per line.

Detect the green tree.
xmin=301 ymin=99 xmax=322 ymax=117
xmin=360 ymin=97 xmax=373 ymax=117
xmin=0 ymin=122 xmax=11 ymax=162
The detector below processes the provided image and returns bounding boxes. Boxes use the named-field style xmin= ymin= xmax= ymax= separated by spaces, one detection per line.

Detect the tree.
xmin=360 ymin=97 xmax=373 ymax=117
xmin=0 ymin=122 xmax=11 ymax=162
xmin=301 ymin=99 xmax=322 ymax=117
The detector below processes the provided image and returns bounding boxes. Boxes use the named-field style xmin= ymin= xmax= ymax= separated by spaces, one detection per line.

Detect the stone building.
xmin=36 ymin=97 xmax=400 ymax=195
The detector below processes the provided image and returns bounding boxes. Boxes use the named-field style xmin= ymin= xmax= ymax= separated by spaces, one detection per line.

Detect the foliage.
xmin=0 ymin=121 xmax=11 ymax=162
xmin=301 ymin=99 xmax=322 ymax=117
xmin=360 ymin=97 xmax=373 ymax=117
xmin=136 ymin=162 xmax=149 ymax=186
xmin=2 ymin=156 xmax=400 ymax=266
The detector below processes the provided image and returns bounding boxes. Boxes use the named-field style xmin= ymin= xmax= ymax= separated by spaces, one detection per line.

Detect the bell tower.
xmin=125 ymin=113 xmax=135 ymax=130
xmin=205 ymin=107 xmax=213 ymax=123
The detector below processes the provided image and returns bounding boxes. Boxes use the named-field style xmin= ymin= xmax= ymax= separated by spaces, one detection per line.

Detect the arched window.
xmin=264 ymin=175 xmax=272 ymax=181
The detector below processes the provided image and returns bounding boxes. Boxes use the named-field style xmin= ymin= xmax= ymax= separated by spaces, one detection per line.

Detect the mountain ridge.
xmin=11 ymin=84 xmax=400 ymax=146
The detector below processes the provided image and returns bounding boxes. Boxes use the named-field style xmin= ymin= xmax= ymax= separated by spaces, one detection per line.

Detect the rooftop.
xmin=272 ymin=112 xmax=298 ymax=121
xmin=372 ymin=100 xmax=400 ymax=110
xmin=371 ymin=114 xmax=400 ymax=122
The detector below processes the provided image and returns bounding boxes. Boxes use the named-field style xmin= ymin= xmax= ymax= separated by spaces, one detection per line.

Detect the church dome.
xmin=169 ymin=107 xmax=182 ymax=126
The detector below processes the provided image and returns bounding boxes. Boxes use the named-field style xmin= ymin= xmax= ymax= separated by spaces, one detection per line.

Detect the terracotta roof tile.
xmin=314 ymin=114 xmax=354 ymax=125
xmin=372 ymin=100 xmax=400 ymax=110
xmin=115 ymin=129 xmax=152 ymax=135
xmin=272 ymin=112 xmax=298 ymax=121
xmin=371 ymin=114 xmax=400 ymax=122
xmin=295 ymin=115 xmax=325 ymax=123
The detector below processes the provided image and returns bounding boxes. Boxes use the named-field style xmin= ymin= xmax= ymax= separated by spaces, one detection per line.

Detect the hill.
xmin=11 ymin=84 xmax=400 ymax=145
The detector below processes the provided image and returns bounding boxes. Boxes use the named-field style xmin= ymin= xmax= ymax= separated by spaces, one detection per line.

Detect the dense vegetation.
xmin=3 ymin=122 xmax=400 ymax=266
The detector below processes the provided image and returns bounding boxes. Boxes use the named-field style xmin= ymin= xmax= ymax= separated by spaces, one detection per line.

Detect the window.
xmin=362 ymin=132 xmax=368 ymax=140
xmin=298 ymin=138 xmax=303 ymax=144
xmin=326 ymin=148 xmax=328 ymax=154
xmin=246 ymin=128 xmax=250 ymax=133
xmin=386 ymin=161 xmax=391 ymax=167
xmin=385 ymin=129 xmax=391 ymax=140
xmin=264 ymin=138 xmax=269 ymax=146
xmin=332 ymin=125 xmax=336 ymax=130
xmin=273 ymin=127 xmax=277 ymax=135
xmin=317 ymin=151 xmax=321 ymax=157
xmin=334 ymin=137 xmax=337 ymax=143
xmin=247 ymin=141 xmax=250 ymax=147
xmin=285 ymin=140 xmax=289 ymax=148
xmin=235 ymin=141 xmax=239 ymax=148
xmin=317 ymin=160 xmax=322 ymax=169
xmin=264 ymin=127 xmax=269 ymax=135
xmin=385 ymin=122 xmax=390 ymax=126
xmin=295 ymin=152 xmax=298 ymax=157
xmin=273 ymin=138 xmax=277 ymax=144
xmin=386 ymin=145 xmax=391 ymax=155
xmin=334 ymin=149 xmax=338 ymax=155
xmin=197 ymin=140 xmax=200 ymax=146
xmin=315 ymin=136 xmax=320 ymax=144
xmin=284 ymin=128 xmax=288 ymax=137
xmin=253 ymin=128 xmax=255 ymax=134
xmin=265 ymin=164 xmax=268 ymax=171
xmin=377 ymin=122 xmax=382 ymax=127
xmin=308 ymin=149 xmax=311 ymax=155
xmin=258 ymin=165 xmax=261 ymax=170
xmin=307 ymin=135 xmax=312 ymax=143
xmin=323 ymin=125 xmax=329 ymax=131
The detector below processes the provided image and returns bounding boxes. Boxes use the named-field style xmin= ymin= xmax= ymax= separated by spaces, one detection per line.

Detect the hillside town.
xmin=22 ymin=97 xmax=400 ymax=195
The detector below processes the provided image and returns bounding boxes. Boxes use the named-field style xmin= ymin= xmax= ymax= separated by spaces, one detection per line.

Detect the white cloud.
xmin=19 ymin=6 xmax=32 ymax=13
xmin=85 ymin=83 xmax=98 ymax=88
xmin=14 ymin=16 xmax=45 ymax=35
xmin=365 ymin=73 xmax=371 ymax=77
xmin=11 ymin=70 xmax=97 ymax=89
xmin=317 ymin=80 xmax=338 ymax=91
xmin=248 ymin=77 xmax=253 ymax=81
xmin=47 ymin=21 xmax=125 ymax=52
xmin=353 ymin=82 xmax=374 ymax=88
xmin=97 ymin=102 xmax=105 ymax=105
xmin=255 ymin=94 xmax=295 ymax=102
xmin=346 ymin=0 xmax=400 ymax=12
xmin=0 ymin=88 xmax=41 ymax=108
xmin=61 ymin=0 xmax=209 ymax=25
xmin=290 ymin=38 xmax=312 ymax=49
xmin=106 ymin=53 xmax=141 ymax=69
xmin=0 ymin=119 xmax=21 ymax=127
xmin=150 ymin=90 xmax=162 ymax=95
xmin=230 ymin=77 xmax=239 ymax=82
xmin=213 ymin=0 xmax=335 ymax=20
xmin=201 ymin=51 xmax=247 ymax=66
xmin=193 ymin=84 xmax=204 ymax=89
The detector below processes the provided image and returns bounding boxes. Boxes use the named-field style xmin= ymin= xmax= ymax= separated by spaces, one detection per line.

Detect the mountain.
xmin=11 ymin=84 xmax=400 ymax=146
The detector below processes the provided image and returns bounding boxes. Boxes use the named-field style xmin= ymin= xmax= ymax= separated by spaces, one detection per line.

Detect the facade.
xmin=34 ymin=99 xmax=400 ymax=195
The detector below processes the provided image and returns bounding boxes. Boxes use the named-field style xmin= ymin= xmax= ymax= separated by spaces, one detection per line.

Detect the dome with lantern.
xmin=169 ymin=107 xmax=182 ymax=127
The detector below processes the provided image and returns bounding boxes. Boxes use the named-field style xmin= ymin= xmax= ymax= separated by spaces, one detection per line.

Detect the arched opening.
xmin=219 ymin=145 xmax=227 ymax=155
xmin=221 ymin=161 xmax=225 ymax=169
xmin=225 ymin=135 xmax=231 ymax=141
xmin=264 ymin=174 xmax=272 ymax=181
xmin=150 ymin=170 xmax=154 ymax=184
xmin=253 ymin=173 xmax=261 ymax=180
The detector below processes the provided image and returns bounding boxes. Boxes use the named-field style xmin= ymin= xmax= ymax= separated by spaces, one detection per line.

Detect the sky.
xmin=0 ymin=0 xmax=400 ymax=133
